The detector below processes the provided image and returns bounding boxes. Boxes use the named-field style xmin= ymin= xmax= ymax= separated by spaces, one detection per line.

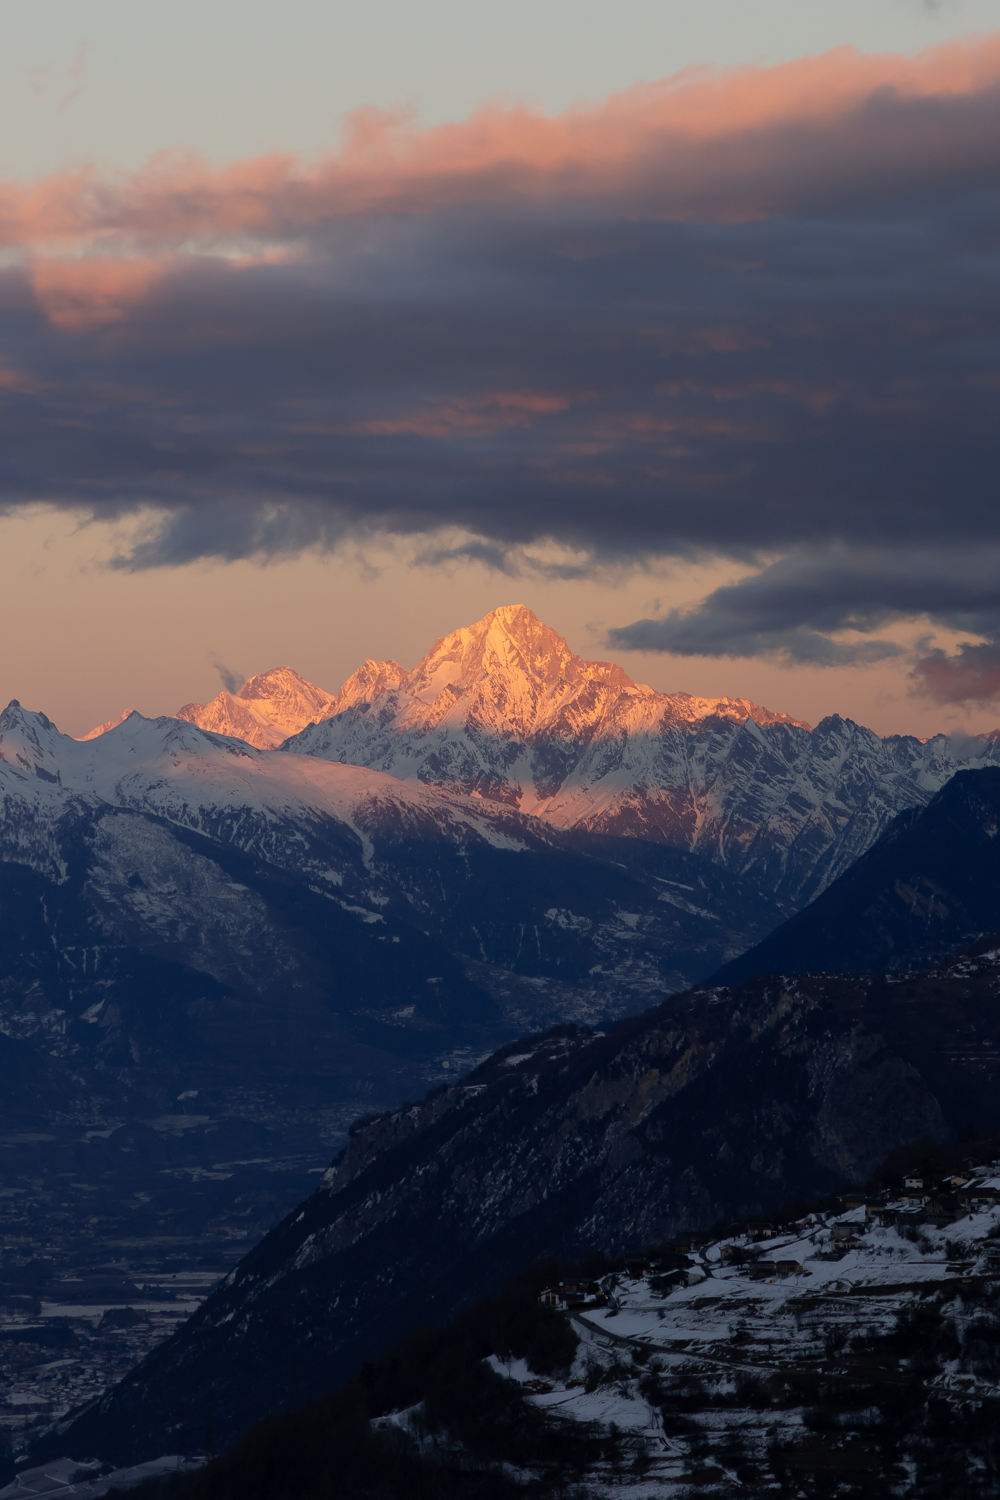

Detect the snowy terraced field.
xmin=497 ymin=1205 xmax=1000 ymax=1495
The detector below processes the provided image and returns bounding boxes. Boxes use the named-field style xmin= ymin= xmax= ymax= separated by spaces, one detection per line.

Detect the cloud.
xmin=609 ymin=548 xmax=1000 ymax=675
xmin=0 ymin=34 xmax=997 ymax=696
xmin=31 ymin=257 xmax=168 ymax=329
xmin=3 ymin=35 xmax=1000 ymax=250
xmin=211 ymin=657 xmax=245 ymax=695
xmin=911 ymin=642 xmax=1000 ymax=704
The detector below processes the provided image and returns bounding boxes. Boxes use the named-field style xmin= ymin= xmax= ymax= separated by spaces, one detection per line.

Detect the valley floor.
xmin=0 ymin=1113 xmax=331 ymax=1461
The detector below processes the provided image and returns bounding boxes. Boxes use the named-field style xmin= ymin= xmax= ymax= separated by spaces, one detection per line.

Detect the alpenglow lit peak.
xmin=283 ymin=604 xmax=812 ymax=815
xmin=81 ymin=667 xmax=339 ymax=750
xmin=174 ymin=666 xmax=337 ymax=749
xmin=281 ymin=605 xmax=1000 ymax=905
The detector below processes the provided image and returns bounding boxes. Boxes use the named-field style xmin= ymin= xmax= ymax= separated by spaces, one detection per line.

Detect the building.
xmin=830 ymin=1224 xmax=860 ymax=1250
xmin=924 ymin=1194 xmax=961 ymax=1228
xmin=622 ymin=1256 xmax=651 ymax=1279
xmin=746 ymin=1220 xmax=777 ymax=1241
xmin=958 ymin=1184 xmax=1000 ymax=1212
xmin=747 ymin=1261 xmax=777 ymax=1280
xmin=538 ymin=1280 xmax=603 ymax=1310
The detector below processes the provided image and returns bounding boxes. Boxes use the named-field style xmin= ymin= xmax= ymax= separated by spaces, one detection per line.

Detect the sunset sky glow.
xmin=3 ymin=0 xmax=1000 ymax=739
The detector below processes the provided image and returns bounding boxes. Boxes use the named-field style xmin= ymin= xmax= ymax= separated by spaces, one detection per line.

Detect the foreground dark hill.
xmin=56 ymin=947 xmax=1000 ymax=1464
xmin=714 ymin=767 xmax=1000 ymax=986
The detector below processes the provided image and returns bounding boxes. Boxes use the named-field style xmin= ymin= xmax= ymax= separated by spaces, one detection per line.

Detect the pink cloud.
xmin=30 ymin=257 xmax=170 ymax=329
xmin=0 ymin=33 xmax=998 ymax=264
xmin=911 ymin=643 xmax=1000 ymax=705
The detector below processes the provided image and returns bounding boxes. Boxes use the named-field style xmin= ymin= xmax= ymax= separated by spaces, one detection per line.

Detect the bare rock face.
xmin=59 ymin=950 xmax=1000 ymax=1466
xmin=284 ymin=606 xmax=1000 ymax=907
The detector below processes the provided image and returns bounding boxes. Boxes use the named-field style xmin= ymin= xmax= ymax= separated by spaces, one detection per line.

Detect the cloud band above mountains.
xmin=2 ymin=37 xmax=1000 ymax=695
xmin=609 ymin=551 xmax=1000 ymax=702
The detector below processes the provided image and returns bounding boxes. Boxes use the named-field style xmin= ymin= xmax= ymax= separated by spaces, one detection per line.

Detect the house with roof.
xmin=958 ymin=1183 xmax=1000 ymax=1212
xmin=830 ymin=1223 xmax=861 ymax=1250
xmin=925 ymin=1193 xmax=961 ymax=1228
xmin=746 ymin=1220 xmax=777 ymax=1241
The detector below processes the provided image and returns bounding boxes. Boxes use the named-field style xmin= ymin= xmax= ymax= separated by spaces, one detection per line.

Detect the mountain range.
xmin=15 ymin=601 xmax=1000 ymax=1476
xmin=84 ymin=605 xmax=1000 ymax=910
xmin=0 ymin=695 xmax=786 ymax=1289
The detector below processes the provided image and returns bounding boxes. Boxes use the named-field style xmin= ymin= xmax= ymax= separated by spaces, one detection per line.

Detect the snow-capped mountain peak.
xmin=78 ymin=707 xmax=138 ymax=741
xmin=174 ymin=665 xmax=336 ymax=750
xmin=399 ymin=604 xmax=638 ymax=731
xmin=0 ymin=699 xmax=75 ymax=782
xmin=326 ymin=658 xmax=407 ymax=715
xmin=278 ymin=607 xmax=1000 ymax=905
xmin=282 ymin=604 xmax=814 ymax=813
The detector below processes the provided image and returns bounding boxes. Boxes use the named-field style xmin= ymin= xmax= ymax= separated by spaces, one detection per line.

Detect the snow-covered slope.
xmin=283 ymin=606 xmax=1000 ymax=907
xmin=0 ymin=699 xmax=781 ymax=1019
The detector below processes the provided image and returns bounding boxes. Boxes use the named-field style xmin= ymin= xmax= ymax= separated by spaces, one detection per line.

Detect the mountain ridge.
xmin=79 ymin=605 xmax=807 ymax=750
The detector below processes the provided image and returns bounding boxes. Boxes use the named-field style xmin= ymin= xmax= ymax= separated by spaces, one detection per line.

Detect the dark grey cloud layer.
xmin=2 ymin=160 xmax=1000 ymax=693
xmin=609 ymin=548 xmax=1000 ymax=661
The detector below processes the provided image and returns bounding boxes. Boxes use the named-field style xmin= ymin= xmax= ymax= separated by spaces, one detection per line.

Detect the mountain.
xmin=78 ymin=708 xmax=137 ymax=741
xmin=0 ymin=699 xmax=783 ymax=1258
xmin=0 ymin=694 xmax=786 ymax=1461
xmin=173 ymin=666 xmax=337 ymax=750
xmin=79 ymin=606 xmax=1000 ymax=912
xmin=56 ymin=946 xmax=1000 ymax=1463
xmin=74 ymin=1162 xmax=1000 ymax=1500
xmin=712 ymin=766 xmax=1000 ymax=986
xmin=283 ymin=606 xmax=1000 ymax=907
xmin=82 ymin=662 xmax=410 ymax=752
xmin=1 ymin=700 xmax=780 ymax=1023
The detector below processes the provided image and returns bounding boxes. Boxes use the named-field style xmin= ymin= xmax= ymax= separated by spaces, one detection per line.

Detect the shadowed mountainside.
xmin=713 ymin=767 xmax=1000 ymax=987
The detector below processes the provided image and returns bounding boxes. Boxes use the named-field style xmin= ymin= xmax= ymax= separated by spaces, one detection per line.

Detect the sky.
xmin=3 ymin=0 xmax=1000 ymax=738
